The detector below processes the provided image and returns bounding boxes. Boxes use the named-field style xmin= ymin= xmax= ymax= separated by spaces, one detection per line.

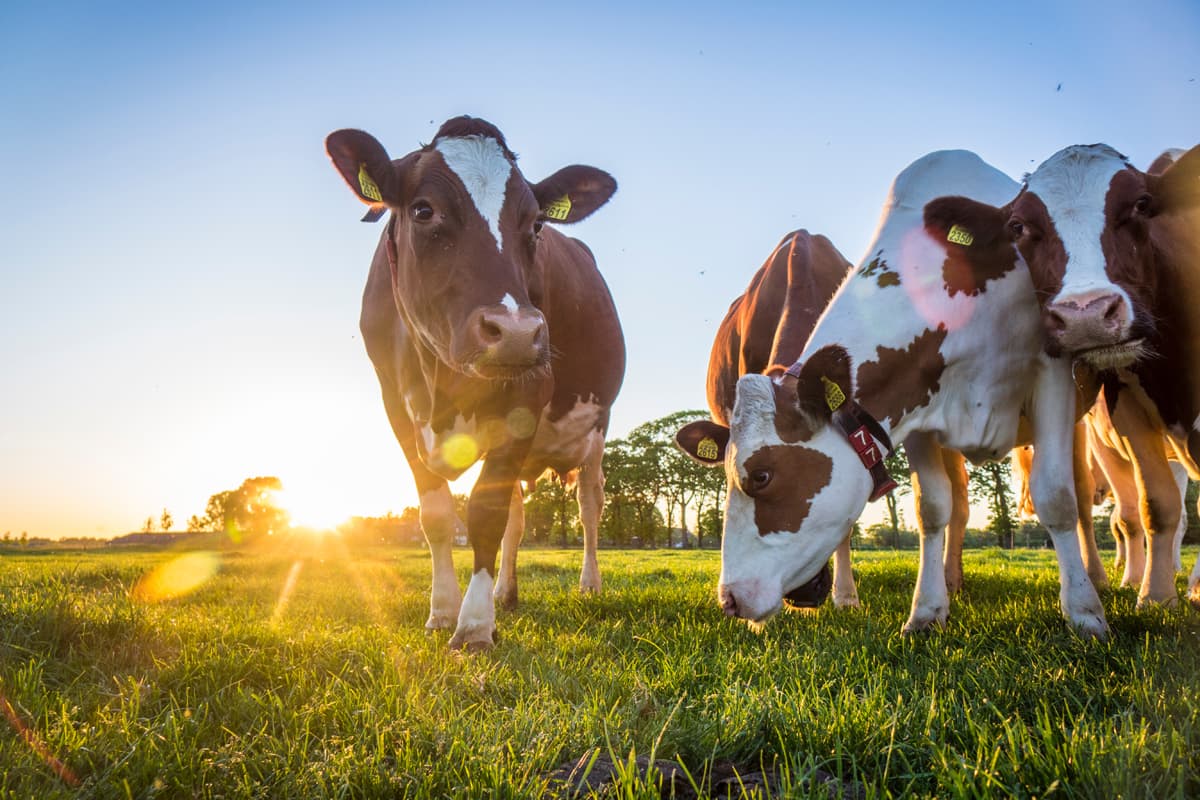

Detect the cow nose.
xmin=1044 ymin=292 xmax=1129 ymax=352
xmin=718 ymin=585 xmax=741 ymax=618
xmin=472 ymin=306 xmax=547 ymax=364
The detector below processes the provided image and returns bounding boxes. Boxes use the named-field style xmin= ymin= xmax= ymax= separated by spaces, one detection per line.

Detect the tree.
xmin=882 ymin=446 xmax=914 ymax=547
xmin=524 ymin=476 xmax=579 ymax=545
xmin=968 ymin=460 xmax=1016 ymax=548
xmin=160 ymin=508 xmax=173 ymax=533
xmin=201 ymin=476 xmax=289 ymax=543
xmin=186 ymin=514 xmax=205 ymax=532
xmin=142 ymin=516 xmax=154 ymax=534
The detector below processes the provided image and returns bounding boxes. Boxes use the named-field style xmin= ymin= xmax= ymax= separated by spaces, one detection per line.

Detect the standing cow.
xmin=677 ymin=150 xmax=1107 ymax=637
xmin=938 ymin=144 xmax=1200 ymax=607
xmin=326 ymin=117 xmax=624 ymax=650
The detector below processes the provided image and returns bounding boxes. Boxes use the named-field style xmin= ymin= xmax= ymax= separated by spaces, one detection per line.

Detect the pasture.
xmin=1 ymin=544 xmax=1198 ymax=798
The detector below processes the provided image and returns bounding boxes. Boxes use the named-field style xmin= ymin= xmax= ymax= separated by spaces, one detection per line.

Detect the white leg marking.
xmin=419 ymin=487 xmax=462 ymax=630
xmin=577 ymin=439 xmax=605 ymax=594
xmin=449 ymin=571 xmax=497 ymax=652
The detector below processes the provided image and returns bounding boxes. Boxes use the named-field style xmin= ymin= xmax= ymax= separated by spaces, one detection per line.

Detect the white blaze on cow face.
xmin=435 ymin=135 xmax=513 ymax=252
xmin=717 ymin=374 xmax=873 ymax=622
xmin=1024 ymin=145 xmax=1138 ymax=361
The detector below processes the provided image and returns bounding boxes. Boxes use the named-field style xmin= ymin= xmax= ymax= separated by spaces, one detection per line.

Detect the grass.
xmin=1 ymin=542 xmax=1199 ymax=798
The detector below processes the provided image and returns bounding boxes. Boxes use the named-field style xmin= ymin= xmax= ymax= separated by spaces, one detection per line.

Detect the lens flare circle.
xmin=132 ymin=551 xmax=220 ymax=603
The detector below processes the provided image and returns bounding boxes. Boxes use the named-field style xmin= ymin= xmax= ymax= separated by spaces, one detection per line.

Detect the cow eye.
xmin=1008 ymin=219 xmax=1025 ymax=238
xmin=533 ymin=219 xmax=544 ymax=235
xmin=746 ymin=469 xmax=773 ymax=494
xmin=1132 ymin=194 xmax=1153 ymax=216
xmin=411 ymin=202 xmax=435 ymax=223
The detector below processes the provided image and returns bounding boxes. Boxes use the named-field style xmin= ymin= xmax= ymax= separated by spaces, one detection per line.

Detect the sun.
xmin=269 ymin=486 xmax=348 ymax=532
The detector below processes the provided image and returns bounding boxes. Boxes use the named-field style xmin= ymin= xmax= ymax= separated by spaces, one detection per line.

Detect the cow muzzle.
xmin=1043 ymin=291 xmax=1142 ymax=368
xmin=460 ymin=304 xmax=548 ymax=379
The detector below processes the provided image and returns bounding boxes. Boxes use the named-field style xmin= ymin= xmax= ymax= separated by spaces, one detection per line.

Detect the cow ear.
xmin=923 ymin=195 xmax=1010 ymax=248
xmin=1154 ymin=144 xmax=1200 ymax=214
xmin=325 ymin=129 xmax=396 ymax=221
xmin=532 ymin=165 xmax=617 ymax=224
xmin=675 ymin=420 xmax=729 ymax=466
xmin=787 ymin=345 xmax=852 ymax=423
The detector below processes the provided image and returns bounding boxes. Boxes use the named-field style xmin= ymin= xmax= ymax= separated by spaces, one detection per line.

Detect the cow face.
xmin=676 ymin=347 xmax=874 ymax=622
xmin=1014 ymin=144 xmax=1200 ymax=368
xmin=326 ymin=117 xmax=616 ymax=381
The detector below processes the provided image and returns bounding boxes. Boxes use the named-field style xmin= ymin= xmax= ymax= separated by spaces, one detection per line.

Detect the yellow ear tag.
xmin=544 ymin=195 xmax=572 ymax=221
xmin=947 ymin=224 xmax=974 ymax=246
xmin=821 ymin=376 xmax=846 ymax=411
xmin=697 ymin=437 xmax=720 ymax=460
xmin=358 ymin=163 xmax=383 ymax=202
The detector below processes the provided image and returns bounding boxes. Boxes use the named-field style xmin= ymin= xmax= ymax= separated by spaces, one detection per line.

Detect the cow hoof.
xmin=448 ymin=627 xmax=496 ymax=653
xmin=579 ymin=582 xmax=601 ymax=595
xmin=425 ymin=614 xmax=456 ymax=631
xmin=901 ymin=607 xmax=948 ymax=635
xmin=1068 ymin=615 xmax=1109 ymax=640
xmin=1135 ymin=593 xmax=1179 ymax=610
xmin=495 ymin=587 xmax=518 ymax=611
xmin=832 ymin=594 xmax=860 ymax=609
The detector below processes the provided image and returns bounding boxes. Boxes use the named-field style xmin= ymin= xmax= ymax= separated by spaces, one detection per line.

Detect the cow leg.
xmin=577 ymin=438 xmax=605 ymax=594
xmin=1028 ymin=366 xmax=1106 ymax=638
xmin=1189 ymin=487 xmax=1200 ymax=607
xmin=1128 ymin=448 xmax=1180 ymax=607
xmin=831 ymin=533 xmax=860 ymax=608
xmin=376 ymin=381 xmax=463 ymax=631
xmin=1169 ymin=461 xmax=1188 ymax=573
xmin=1112 ymin=508 xmax=1126 ymax=572
xmin=902 ymin=432 xmax=951 ymax=634
xmin=1072 ymin=421 xmax=1108 ymax=589
xmin=449 ymin=446 xmax=531 ymax=652
xmin=493 ymin=484 xmax=524 ymax=610
xmin=416 ymin=483 xmax=465 ymax=630
xmin=942 ymin=449 xmax=968 ymax=596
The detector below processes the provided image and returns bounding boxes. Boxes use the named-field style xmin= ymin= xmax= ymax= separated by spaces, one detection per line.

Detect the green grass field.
xmin=2 ymin=543 xmax=1198 ymax=799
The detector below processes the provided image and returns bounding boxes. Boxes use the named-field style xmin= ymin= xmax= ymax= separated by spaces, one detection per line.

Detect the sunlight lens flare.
xmin=442 ymin=433 xmax=479 ymax=470
xmin=131 ymin=551 xmax=220 ymax=603
xmin=270 ymin=559 xmax=305 ymax=624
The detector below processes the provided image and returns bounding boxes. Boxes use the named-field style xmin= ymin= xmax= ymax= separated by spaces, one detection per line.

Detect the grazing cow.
xmin=325 ymin=117 xmax=624 ymax=650
xmin=685 ymin=230 xmax=970 ymax=607
xmin=948 ymin=144 xmax=1200 ymax=606
xmin=677 ymin=150 xmax=1106 ymax=636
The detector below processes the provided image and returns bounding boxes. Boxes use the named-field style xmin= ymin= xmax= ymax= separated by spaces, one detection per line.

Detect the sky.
xmin=2 ymin=0 xmax=1199 ymax=539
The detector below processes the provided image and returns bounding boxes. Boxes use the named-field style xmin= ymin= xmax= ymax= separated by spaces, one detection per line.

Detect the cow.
xmin=686 ymin=229 xmax=970 ymax=608
xmin=677 ymin=150 xmax=1107 ymax=637
xmin=941 ymin=143 xmax=1200 ymax=607
xmin=325 ymin=117 xmax=624 ymax=650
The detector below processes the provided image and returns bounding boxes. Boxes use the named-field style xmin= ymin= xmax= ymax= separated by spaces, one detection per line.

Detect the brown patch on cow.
xmin=877 ymin=271 xmax=900 ymax=288
xmin=743 ymin=445 xmax=833 ymax=535
xmin=770 ymin=381 xmax=818 ymax=444
xmin=858 ymin=252 xmax=902 ymax=288
xmin=922 ymin=195 xmax=1019 ymax=298
xmin=1010 ymin=191 xmax=1068 ymax=307
xmin=855 ymin=326 xmax=949 ymax=428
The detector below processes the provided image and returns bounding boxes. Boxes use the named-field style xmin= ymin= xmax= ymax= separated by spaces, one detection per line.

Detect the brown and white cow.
xmin=947 ymin=144 xmax=1200 ymax=607
xmin=326 ymin=117 xmax=624 ymax=650
xmin=680 ymin=229 xmax=970 ymax=607
xmin=677 ymin=150 xmax=1107 ymax=637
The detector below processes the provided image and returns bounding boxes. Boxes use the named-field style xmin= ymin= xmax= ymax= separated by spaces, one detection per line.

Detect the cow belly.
xmin=525 ymin=397 xmax=605 ymax=477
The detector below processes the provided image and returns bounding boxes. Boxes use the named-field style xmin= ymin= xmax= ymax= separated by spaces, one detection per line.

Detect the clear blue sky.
xmin=2 ymin=1 xmax=1198 ymax=538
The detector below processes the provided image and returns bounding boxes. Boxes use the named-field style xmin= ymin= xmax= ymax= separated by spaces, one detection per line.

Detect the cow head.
xmin=326 ymin=117 xmax=617 ymax=381
xmin=676 ymin=347 xmax=875 ymax=622
xmin=1013 ymin=144 xmax=1200 ymax=368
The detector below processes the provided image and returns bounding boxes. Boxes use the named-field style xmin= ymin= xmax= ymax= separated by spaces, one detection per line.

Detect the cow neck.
xmin=783 ymin=362 xmax=898 ymax=501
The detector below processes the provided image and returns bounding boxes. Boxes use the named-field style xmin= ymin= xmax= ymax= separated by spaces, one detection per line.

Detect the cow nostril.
xmin=480 ymin=318 xmax=502 ymax=344
xmin=1102 ymin=296 xmax=1124 ymax=325
xmin=720 ymin=590 xmax=739 ymax=618
xmin=1046 ymin=309 xmax=1067 ymax=334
